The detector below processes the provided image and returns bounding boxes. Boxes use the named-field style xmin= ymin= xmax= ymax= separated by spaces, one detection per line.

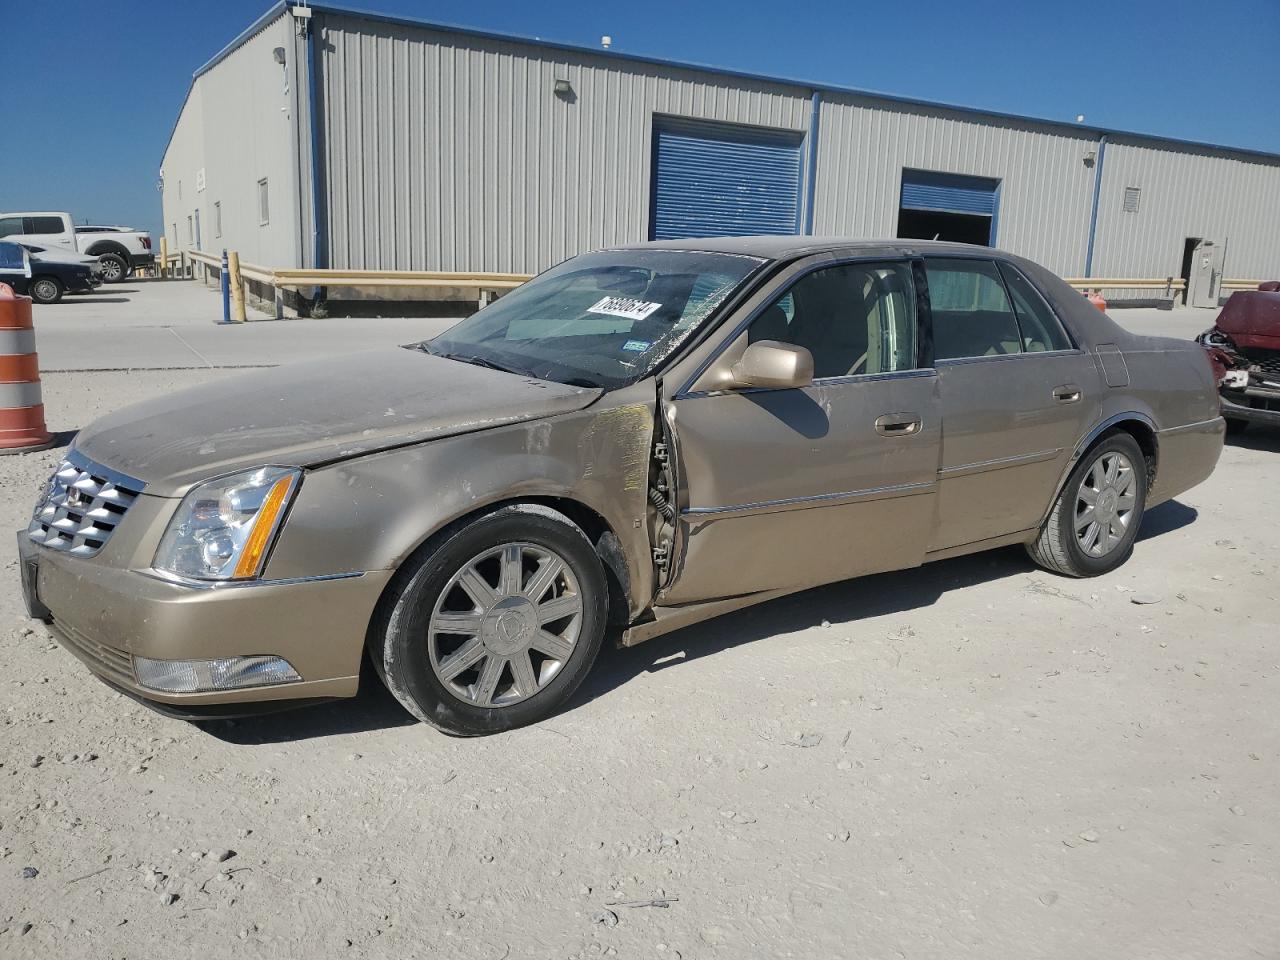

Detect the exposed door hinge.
xmin=652 ymin=537 xmax=670 ymax=575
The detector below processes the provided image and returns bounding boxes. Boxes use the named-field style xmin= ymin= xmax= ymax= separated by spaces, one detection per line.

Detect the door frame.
xmin=656 ymin=251 xmax=940 ymax=600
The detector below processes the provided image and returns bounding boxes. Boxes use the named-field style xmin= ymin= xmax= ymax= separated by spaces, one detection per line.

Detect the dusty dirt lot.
xmin=3 ymin=365 xmax=1279 ymax=959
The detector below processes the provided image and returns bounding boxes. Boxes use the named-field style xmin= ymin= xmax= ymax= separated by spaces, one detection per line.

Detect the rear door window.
xmin=29 ymin=216 xmax=67 ymax=234
xmin=924 ymin=259 xmax=1022 ymax=360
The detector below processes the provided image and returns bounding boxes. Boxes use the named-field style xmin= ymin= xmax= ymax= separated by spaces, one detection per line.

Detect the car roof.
xmin=609 ymin=235 xmax=1013 ymax=261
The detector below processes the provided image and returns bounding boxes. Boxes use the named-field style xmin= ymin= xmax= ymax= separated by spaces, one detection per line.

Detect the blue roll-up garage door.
xmin=651 ymin=118 xmax=803 ymax=240
xmin=900 ymin=169 xmax=1000 ymax=216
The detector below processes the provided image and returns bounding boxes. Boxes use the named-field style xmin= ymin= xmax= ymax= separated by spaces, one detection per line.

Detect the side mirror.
xmin=729 ymin=340 xmax=814 ymax=390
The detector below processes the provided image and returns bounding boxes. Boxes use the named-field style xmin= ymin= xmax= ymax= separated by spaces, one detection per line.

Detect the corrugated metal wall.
xmin=1092 ymin=138 xmax=1280 ymax=284
xmin=812 ymin=95 xmax=1100 ymax=277
xmin=162 ymin=13 xmax=303 ymax=268
xmin=317 ymin=13 xmax=810 ymax=273
xmin=176 ymin=9 xmax=1280 ymax=288
xmin=160 ymin=86 xmax=205 ymax=255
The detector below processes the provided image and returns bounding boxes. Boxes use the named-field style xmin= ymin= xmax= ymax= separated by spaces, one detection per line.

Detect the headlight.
xmin=153 ymin=467 xmax=300 ymax=581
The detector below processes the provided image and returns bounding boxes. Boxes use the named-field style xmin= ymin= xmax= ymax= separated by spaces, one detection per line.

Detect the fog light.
xmin=133 ymin=655 xmax=301 ymax=693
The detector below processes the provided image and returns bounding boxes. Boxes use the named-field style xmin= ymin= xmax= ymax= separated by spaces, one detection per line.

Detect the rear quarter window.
xmin=997 ymin=262 xmax=1074 ymax=352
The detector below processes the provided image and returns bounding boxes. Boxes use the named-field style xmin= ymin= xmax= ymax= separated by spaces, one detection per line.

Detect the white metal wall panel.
xmin=160 ymin=89 xmax=205 ymax=257
xmin=317 ymin=14 xmax=810 ymax=273
xmin=161 ymin=14 xmax=302 ymax=268
xmin=812 ymin=95 xmax=1100 ymax=277
xmin=1092 ymin=139 xmax=1280 ymax=288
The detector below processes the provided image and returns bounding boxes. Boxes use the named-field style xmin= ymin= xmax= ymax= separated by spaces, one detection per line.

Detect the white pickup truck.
xmin=0 ymin=211 xmax=154 ymax=283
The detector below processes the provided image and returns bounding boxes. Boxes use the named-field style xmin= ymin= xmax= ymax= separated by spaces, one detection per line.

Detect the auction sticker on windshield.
xmin=587 ymin=296 xmax=663 ymax=321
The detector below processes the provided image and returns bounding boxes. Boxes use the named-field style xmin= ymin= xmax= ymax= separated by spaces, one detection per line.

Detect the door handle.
xmin=1052 ymin=384 xmax=1082 ymax=403
xmin=875 ymin=413 xmax=922 ymax=437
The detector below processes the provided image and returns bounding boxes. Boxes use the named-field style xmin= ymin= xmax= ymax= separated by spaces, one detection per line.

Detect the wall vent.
xmin=1122 ymin=186 xmax=1141 ymax=213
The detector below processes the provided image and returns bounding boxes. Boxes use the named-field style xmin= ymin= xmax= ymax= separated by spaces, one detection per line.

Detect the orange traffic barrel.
xmin=0 ymin=283 xmax=53 ymax=454
xmin=1085 ymin=289 xmax=1108 ymax=312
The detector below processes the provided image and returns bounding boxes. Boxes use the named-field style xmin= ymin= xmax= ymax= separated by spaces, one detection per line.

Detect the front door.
xmin=924 ymin=257 xmax=1098 ymax=552
xmin=662 ymin=257 xmax=941 ymax=605
xmin=1186 ymin=238 xmax=1224 ymax=309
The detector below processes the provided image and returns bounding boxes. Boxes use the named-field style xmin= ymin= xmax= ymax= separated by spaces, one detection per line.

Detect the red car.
xmin=1198 ymin=283 xmax=1280 ymax=434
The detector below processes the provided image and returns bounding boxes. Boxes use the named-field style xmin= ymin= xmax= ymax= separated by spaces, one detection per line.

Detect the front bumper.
xmin=65 ymin=273 xmax=100 ymax=293
xmin=1220 ymin=384 xmax=1280 ymax=426
xmin=17 ymin=531 xmax=391 ymax=708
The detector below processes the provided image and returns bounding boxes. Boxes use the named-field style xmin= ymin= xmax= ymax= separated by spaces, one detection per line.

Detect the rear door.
xmin=661 ymin=256 xmax=941 ymax=604
xmin=926 ymin=257 xmax=1098 ymax=552
xmin=23 ymin=215 xmax=76 ymax=251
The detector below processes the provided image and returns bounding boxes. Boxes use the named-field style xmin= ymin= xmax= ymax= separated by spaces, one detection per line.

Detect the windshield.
xmin=423 ymin=249 xmax=767 ymax=389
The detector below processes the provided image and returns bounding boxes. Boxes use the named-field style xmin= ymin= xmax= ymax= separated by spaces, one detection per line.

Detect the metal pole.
xmin=1084 ymin=135 xmax=1108 ymax=278
xmin=803 ymin=90 xmax=822 ymax=235
xmin=220 ymin=249 xmax=231 ymax=324
xmin=229 ymin=250 xmax=247 ymax=323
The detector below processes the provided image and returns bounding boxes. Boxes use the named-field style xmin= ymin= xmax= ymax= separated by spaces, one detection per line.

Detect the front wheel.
xmin=28 ymin=276 xmax=64 ymax=304
xmin=372 ymin=504 xmax=608 ymax=736
xmin=1027 ymin=431 xmax=1148 ymax=577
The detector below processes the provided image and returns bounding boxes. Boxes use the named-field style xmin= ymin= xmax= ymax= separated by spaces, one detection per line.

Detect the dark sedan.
xmin=0 ymin=240 xmax=101 ymax=303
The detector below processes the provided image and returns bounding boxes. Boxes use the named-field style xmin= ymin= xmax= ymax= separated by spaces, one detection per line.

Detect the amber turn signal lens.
xmin=232 ymin=474 xmax=296 ymax=578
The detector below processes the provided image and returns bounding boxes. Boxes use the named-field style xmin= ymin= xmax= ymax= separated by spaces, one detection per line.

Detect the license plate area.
xmin=18 ymin=535 xmax=53 ymax=622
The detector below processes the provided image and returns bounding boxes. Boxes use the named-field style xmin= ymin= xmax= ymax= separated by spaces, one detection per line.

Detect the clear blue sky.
xmin=5 ymin=0 xmax=1277 ymax=242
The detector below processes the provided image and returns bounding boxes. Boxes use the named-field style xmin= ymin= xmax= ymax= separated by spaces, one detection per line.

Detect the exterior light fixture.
xmin=1083 ymin=150 xmax=1097 ymax=167
xmin=273 ymin=46 xmax=287 ymax=64
xmin=553 ymin=78 xmax=573 ymax=96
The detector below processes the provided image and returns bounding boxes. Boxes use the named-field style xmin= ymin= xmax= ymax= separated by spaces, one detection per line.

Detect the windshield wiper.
xmin=419 ymin=344 xmax=603 ymax=389
xmin=437 ymin=351 xmax=535 ymax=378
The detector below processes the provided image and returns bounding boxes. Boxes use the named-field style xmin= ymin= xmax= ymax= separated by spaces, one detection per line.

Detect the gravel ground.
xmin=2 ymin=365 xmax=1279 ymax=959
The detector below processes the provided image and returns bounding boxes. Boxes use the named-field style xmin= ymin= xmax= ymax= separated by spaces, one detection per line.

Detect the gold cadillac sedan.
xmin=18 ymin=238 xmax=1225 ymax=735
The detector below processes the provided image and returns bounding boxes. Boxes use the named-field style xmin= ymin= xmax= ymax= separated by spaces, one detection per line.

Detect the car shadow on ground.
xmin=574 ymin=499 xmax=1197 ymax=711
xmin=192 ymin=499 xmax=1199 ymax=744
xmin=57 ymin=297 xmax=131 ymax=305
xmin=1227 ymin=427 xmax=1280 ymax=453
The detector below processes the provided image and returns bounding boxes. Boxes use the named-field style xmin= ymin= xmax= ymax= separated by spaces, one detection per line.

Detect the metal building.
xmin=161 ymin=1 xmax=1280 ymax=305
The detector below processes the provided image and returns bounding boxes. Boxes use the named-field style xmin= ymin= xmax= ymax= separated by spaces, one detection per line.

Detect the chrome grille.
xmin=1243 ymin=349 xmax=1280 ymax=381
xmin=27 ymin=451 xmax=145 ymax=558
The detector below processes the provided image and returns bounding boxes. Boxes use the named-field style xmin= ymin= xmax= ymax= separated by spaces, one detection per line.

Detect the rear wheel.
xmin=1027 ymin=432 xmax=1148 ymax=577
xmin=98 ymin=253 xmax=128 ymax=283
xmin=372 ymin=504 xmax=608 ymax=736
xmin=28 ymin=276 xmax=64 ymax=304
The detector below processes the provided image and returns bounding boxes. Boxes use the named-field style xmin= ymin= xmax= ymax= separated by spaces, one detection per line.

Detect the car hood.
xmin=29 ymin=247 xmax=99 ymax=267
xmin=1213 ymin=291 xmax=1280 ymax=351
xmin=74 ymin=348 xmax=601 ymax=496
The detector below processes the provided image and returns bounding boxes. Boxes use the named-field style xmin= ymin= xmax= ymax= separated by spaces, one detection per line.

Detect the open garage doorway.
xmin=897 ymin=169 xmax=1000 ymax=246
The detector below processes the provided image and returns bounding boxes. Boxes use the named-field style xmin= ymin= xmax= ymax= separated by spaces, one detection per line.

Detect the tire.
xmin=28 ymin=276 xmax=64 ymax=304
xmin=1027 ymin=431 xmax=1148 ymax=577
xmin=1225 ymin=417 xmax=1249 ymax=437
xmin=371 ymin=504 xmax=608 ymax=736
xmin=98 ymin=253 xmax=128 ymax=283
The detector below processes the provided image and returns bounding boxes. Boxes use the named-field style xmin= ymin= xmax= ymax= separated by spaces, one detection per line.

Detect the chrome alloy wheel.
xmin=427 ymin=542 xmax=583 ymax=707
xmin=1075 ymin=451 xmax=1137 ymax=557
xmin=31 ymin=279 xmax=59 ymax=301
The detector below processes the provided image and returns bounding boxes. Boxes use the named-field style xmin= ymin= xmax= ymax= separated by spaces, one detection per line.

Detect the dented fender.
xmin=264 ymin=381 xmax=658 ymax=620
